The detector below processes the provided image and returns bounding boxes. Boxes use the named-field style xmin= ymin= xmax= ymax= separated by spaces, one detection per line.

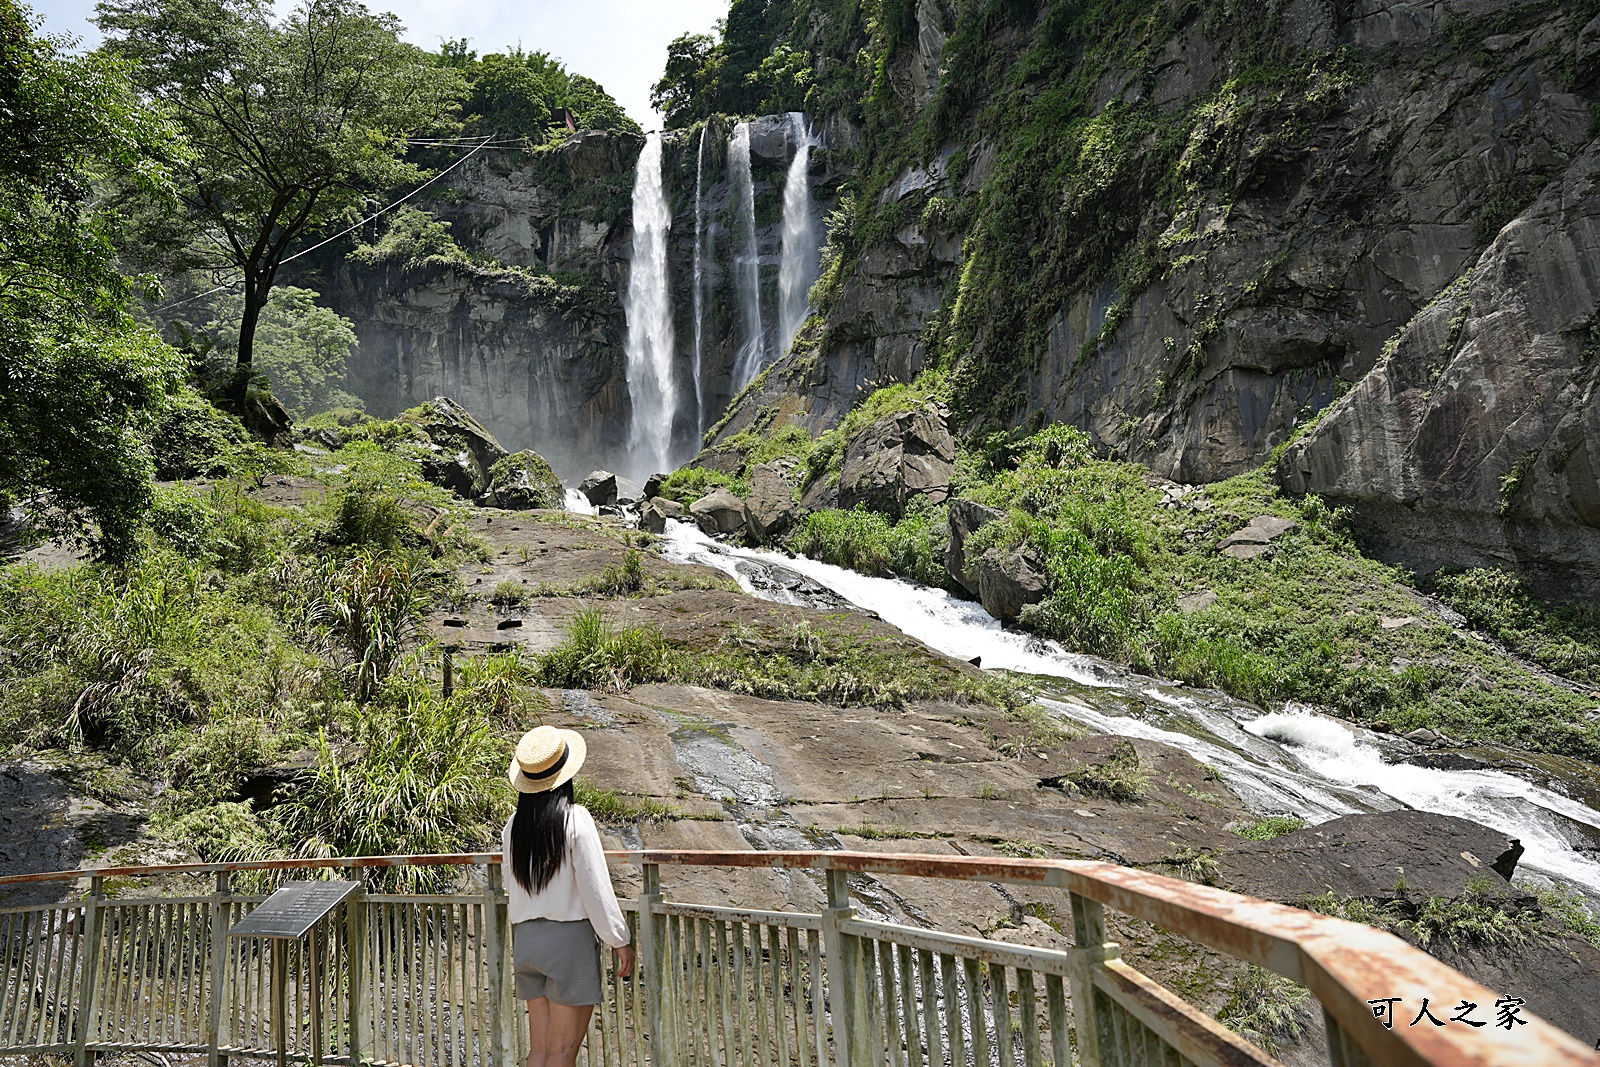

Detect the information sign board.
xmin=228 ymin=880 xmax=359 ymax=940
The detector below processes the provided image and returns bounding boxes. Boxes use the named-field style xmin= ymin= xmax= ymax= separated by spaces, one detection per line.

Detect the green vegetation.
xmin=1305 ymin=881 xmax=1548 ymax=950
xmin=99 ymin=0 xmax=460 ymax=395
xmin=657 ymin=466 xmax=749 ymax=505
xmin=1227 ymin=815 xmax=1306 ymax=840
xmin=0 ymin=0 xmax=186 ymax=559
xmin=1431 ymin=567 xmax=1600 ymax=686
xmin=1216 ymin=966 xmax=1311 ymax=1054
xmin=437 ymin=40 xmax=639 ymax=142
xmin=204 ymin=287 xmax=360 ymax=419
xmin=574 ymin=779 xmax=678 ymax=824
xmin=1053 ymin=739 xmax=1149 ymax=801
xmin=789 ymin=504 xmax=949 ymax=587
xmin=534 ymin=607 xmax=667 ymax=692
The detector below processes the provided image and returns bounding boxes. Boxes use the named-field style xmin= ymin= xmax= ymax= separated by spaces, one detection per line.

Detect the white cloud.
xmin=30 ymin=0 xmax=728 ymax=130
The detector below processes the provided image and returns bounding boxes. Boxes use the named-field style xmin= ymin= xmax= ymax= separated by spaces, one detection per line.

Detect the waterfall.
xmin=623 ymin=132 xmax=676 ymax=480
xmin=728 ymin=122 xmax=766 ymax=394
xmin=691 ymin=126 xmax=709 ymax=439
xmin=778 ymin=113 xmax=819 ymax=355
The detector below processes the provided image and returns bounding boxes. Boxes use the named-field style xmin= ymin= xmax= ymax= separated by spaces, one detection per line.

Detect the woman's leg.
xmin=526 ymin=997 xmax=595 ymax=1067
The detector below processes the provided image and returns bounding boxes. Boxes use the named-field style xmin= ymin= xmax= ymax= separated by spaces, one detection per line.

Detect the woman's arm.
xmin=570 ymin=807 xmax=633 ymax=949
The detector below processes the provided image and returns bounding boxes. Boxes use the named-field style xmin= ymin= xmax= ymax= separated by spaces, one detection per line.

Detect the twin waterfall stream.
xmin=623 ymin=116 xmax=820 ymax=480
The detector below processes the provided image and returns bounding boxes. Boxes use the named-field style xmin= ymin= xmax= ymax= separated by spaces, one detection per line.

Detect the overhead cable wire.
xmin=157 ymin=134 xmax=498 ymax=312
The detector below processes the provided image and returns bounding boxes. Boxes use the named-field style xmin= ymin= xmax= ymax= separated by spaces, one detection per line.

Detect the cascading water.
xmin=691 ymin=126 xmax=710 ymax=439
xmin=622 ymin=132 xmax=676 ymax=479
xmin=658 ymin=520 xmax=1600 ymax=896
xmin=777 ymin=112 xmax=819 ymax=355
xmin=728 ymin=122 xmax=766 ymax=393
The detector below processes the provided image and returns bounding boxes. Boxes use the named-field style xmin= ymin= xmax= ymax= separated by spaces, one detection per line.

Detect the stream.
xmin=656 ymin=520 xmax=1600 ymax=897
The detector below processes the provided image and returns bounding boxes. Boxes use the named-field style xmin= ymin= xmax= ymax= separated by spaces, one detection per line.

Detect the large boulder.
xmin=744 ymin=463 xmax=800 ymax=542
xmin=402 ymin=397 xmax=508 ymax=498
xmin=838 ymin=405 xmax=956 ymax=520
xmin=639 ymin=497 xmax=685 ymax=534
xmin=976 ymin=544 xmax=1049 ymax=622
xmin=946 ymin=498 xmax=1006 ymax=595
xmin=578 ymin=470 xmax=619 ymax=507
xmin=690 ymin=489 xmax=748 ymax=536
xmin=485 ymin=450 xmax=564 ymax=510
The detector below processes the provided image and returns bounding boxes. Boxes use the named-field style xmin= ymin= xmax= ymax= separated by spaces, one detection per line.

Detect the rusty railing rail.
xmin=1 ymin=850 xmax=1594 ymax=1067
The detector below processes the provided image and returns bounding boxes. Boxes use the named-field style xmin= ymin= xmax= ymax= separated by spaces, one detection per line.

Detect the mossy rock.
xmin=487 ymin=449 xmax=564 ymax=510
xmin=148 ymin=392 xmax=250 ymax=480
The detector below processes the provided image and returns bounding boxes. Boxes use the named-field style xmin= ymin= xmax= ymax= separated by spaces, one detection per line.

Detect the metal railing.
xmin=1 ymin=850 xmax=1595 ymax=1067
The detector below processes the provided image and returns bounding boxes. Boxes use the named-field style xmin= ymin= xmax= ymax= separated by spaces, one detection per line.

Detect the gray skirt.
xmin=512 ymin=919 xmax=603 ymax=1005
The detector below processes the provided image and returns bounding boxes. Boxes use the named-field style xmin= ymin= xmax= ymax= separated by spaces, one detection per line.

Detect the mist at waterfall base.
xmin=657 ymin=520 xmax=1600 ymax=897
xmin=622 ymin=132 xmax=676 ymax=481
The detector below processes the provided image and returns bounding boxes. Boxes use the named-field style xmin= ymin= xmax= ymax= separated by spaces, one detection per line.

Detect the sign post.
xmin=228 ymin=881 xmax=360 ymax=1067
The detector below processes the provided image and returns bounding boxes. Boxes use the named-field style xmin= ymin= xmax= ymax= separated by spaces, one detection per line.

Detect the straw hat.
xmin=507 ymin=726 xmax=587 ymax=793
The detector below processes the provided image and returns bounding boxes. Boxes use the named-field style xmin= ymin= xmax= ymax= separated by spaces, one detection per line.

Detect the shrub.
xmin=1431 ymin=567 xmax=1600 ymax=686
xmin=147 ymin=391 xmax=249 ymax=480
xmin=278 ymin=696 xmax=510 ymax=891
xmin=490 ymin=579 xmax=530 ymax=606
xmin=148 ymin=484 xmax=218 ymax=559
xmin=1216 ymin=966 xmax=1311 ymax=1053
xmin=576 ymin=548 xmax=646 ymax=596
xmin=1227 ymin=815 xmax=1306 ymax=840
xmin=657 ymin=466 xmax=748 ymax=504
xmin=1052 ymin=739 xmax=1148 ymax=800
xmin=326 ymin=480 xmax=417 ymax=552
xmin=304 ymin=553 xmax=429 ymax=701
xmin=575 ymin=779 xmax=677 ymax=823
xmin=452 ymin=649 xmax=543 ymax=725
xmin=537 ymin=607 xmax=666 ymax=691
xmin=1404 ymin=881 xmax=1544 ymax=950
xmin=789 ymin=504 xmax=949 ymax=587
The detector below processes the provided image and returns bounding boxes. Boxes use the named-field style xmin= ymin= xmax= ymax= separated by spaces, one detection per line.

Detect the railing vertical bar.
xmin=16 ymin=906 xmax=40 ymax=1047
xmin=1016 ymin=970 xmax=1040 ymax=1067
xmin=467 ymin=896 xmax=482 ymax=1064
xmin=959 ymin=960 xmax=985 ymax=1067
xmin=0 ymin=909 xmax=16 ymax=1044
xmin=917 ymin=949 xmax=940 ymax=1067
xmin=753 ymin=923 xmax=773 ymax=1067
xmin=697 ymin=917 xmax=717 ymax=1067
xmin=434 ymin=902 xmax=447 ymax=1067
xmin=714 ymin=920 xmax=736 ymax=1067
xmin=454 ymin=900 xmax=468 ymax=1067
xmin=733 ymin=922 xmax=754 ymax=1067
xmin=128 ymin=903 xmax=148 ymax=1047
xmin=881 ymin=941 xmax=905 ymax=1067
xmin=35 ymin=905 xmax=58 ymax=1047
xmin=992 ymin=966 xmax=1014 ymax=1067
xmin=896 ymin=944 xmax=920 ymax=1067
xmin=631 ymin=912 xmax=647 ymax=1067
xmin=152 ymin=902 xmax=168 ymax=1047
xmin=118 ymin=905 xmax=141 ymax=1046
xmin=1042 ymin=976 xmax=1067 ymax=1067
xmin=786 ymin=926 xmax=807 ymax=1067
xmin=1107 ymin=999 xmax=1129 ymax=1067
xmin=42 ymin=904 xmax=67 ymax=1048
xmin=683 ymin=915 xmax=702 ymax=1067
xmin=771 ymin=924 xmax=792 ymax=1067
xmin=387 ymin=899 xmax=401 ymax=1063
xmin=110 ymin=905 xmax=132 ymax=1047
xmin=939 ymin=954 xmax=963 ymax=1067
xmin=172 ymin=901 xmax=188 ymax=1046
xmin=13 ymin=908 xmax=33 ymax=1047
xmin=600 ymin=933 xmax=618 ymax=1067
xmin=808 ymin=929 xmax=826 ymax=1067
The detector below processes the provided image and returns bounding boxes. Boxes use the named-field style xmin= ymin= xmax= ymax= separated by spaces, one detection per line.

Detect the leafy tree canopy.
xmin=205 ymin=287 xmax=360 ymax=419
xmin=0 ymin=0 xmax=187 ymax=560
xmin=650 ymin=0 xmax=817 ymax=129
xmin=97 ymin=0 xmax=464 ymax=390
xmin=435 ymin=41 xmax=641 ymax=140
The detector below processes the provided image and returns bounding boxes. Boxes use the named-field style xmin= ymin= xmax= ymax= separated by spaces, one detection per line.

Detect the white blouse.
xmin=500 ymin=804 xmax=631 ymax=948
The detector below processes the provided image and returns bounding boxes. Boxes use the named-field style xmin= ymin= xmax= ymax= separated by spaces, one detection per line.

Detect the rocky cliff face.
xmin=701 ymin=0 xmax=1600 ymax=593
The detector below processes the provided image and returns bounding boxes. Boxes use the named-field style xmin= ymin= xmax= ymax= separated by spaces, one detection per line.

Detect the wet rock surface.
xmin=578 ymin=470 xmax=619 ymax=506
xmin=743 ymin=462 xmax=799 ymax=542
xmin=690 ymin=488 xmax=749 ymax=535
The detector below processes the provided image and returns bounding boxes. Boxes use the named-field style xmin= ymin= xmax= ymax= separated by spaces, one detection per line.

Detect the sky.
xmin=29 ymin=0 xmax=729 ymax=130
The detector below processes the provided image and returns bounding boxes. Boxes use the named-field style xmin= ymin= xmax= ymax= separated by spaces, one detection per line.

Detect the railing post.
xmin=206 ymin=870 xmax=231 ymax=1067
xmin=72 ymin=875 xmax=103 ymax=1067
xmin=485 ymin=862 xmax=514 ymax=1065
xmin=1066 ymin=892 xmax=1119 ymax=1067
xmin=819 ymin=868 xmax=862 ymax=1067
xmin=637 ymin=862 xmax=670 ymax=1067
xmin=1323 ymin=1007 xmax=1377 ymax=1067
xmin=345 ymin=867 xmax=370 ymax=1066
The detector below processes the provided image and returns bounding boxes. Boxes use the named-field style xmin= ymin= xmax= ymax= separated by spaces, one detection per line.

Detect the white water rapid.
xmin=691 ymin=126 xmax=710 ymax=439
xmin=728 ymin=122 xmax=766 ymax=393
xmin=622 ymin=132 xmax=676 ymax=480
xmin=657 ymin=520 xmax=1600 ymax=895
xmin=777 ymin=113 xmax=819 ymax=355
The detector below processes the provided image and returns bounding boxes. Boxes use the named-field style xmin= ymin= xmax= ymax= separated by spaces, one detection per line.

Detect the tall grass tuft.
xmin=280 ymin=696 xmax=509 ymax=892
xmin=537 ymin=607 xmax=665 ymax=692
xmin=301 ymin=552 xmax=428 ymax=702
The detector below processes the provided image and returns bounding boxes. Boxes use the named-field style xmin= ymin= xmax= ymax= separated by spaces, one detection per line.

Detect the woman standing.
xmin=504 ymin=725 xmax=636 ymax=1067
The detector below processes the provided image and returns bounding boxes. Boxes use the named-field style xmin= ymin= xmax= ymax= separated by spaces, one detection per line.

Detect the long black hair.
xmin=510 ymin=779 xmax=574 ymax=893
